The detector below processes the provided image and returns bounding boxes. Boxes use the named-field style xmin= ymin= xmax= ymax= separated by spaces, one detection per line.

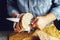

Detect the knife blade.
xmin=6 ymin=18 xmax=20 ymax=22
xmin=6 ymin=18 xmax=20 ymax=29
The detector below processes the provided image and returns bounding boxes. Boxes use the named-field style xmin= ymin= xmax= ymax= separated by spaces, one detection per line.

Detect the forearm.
xmin=45 ymin=13 xmax=56 ymax=23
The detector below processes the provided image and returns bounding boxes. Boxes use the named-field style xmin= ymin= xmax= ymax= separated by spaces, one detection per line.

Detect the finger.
xmin=14 ymin=28 xmax=19 ymax=33
xmin=15 ymin=22 xmax=20 ymax=30
xmin=14 ymin=27 xmax=24 ymax=33
xmin=31 ymin=17 xmax=38 ymax=27
xmin=20 ymin=13 xmax=24 ymax=17
xmin=14 ymin=27 xmax=21 ymax=33
xmin=18 ymin=13 xmax=24 ymax=18
xmin=31 ymin=17 xmax=38 ymax=24
xmin=18 ymin=29 xmax=24 ymax=32
xmin=14 ymin=22 xmax=24 ymax=33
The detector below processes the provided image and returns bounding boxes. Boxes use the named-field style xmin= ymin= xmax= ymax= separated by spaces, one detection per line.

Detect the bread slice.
xmin=19 ymin=13 xmax=33 ymax=32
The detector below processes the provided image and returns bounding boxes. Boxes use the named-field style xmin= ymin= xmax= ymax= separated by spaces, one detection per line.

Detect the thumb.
xmin=31 ymin=18 xmax=38 ymax=27
xmin=18 ymin=13 xmax=24 ymax=18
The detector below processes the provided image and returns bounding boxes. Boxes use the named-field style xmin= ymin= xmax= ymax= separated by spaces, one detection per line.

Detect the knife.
xmin=6 ymin=18 xmax=31 ymax=32
xmin=6 ymin=18 xmax=20 ymax=29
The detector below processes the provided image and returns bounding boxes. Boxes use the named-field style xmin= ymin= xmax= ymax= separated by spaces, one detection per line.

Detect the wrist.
xmin=45 ymin=13 xmax=56 ymax=23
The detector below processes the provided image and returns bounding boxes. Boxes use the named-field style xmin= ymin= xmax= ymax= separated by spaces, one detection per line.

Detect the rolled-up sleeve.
xmin=7 ymin=0 xmax=19 ymax=16
xmin=51 ymin=0 xmax=60 ymax=20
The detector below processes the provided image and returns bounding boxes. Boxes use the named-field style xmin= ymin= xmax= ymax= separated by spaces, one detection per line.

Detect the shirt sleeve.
xmin=51 ymin=0 xmax=60 ymax=20
xmin=7 ymin=0 xmax=19 ymax=16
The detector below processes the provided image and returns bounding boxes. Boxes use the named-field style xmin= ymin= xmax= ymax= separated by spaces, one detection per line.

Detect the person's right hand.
xmin=12 ymin=13 xmax=24 ymax=33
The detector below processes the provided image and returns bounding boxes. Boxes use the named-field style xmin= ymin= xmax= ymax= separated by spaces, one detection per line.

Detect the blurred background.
xmin=0 ymin=0 xmax=13 ymax=31
xmin=0 ymin=1 xmax=12 ymax=40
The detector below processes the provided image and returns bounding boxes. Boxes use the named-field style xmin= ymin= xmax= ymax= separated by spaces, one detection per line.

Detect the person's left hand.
xmin=31 ymin=16 xmax=49 ymax=29
xmin=14 ymin=13 xmax=24 ymax=33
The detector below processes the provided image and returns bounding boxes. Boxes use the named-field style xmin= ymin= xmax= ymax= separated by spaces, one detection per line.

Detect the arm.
xmin=45 ymin=13 xmax=56 ymax=24
xmin=31 ymin=13 xmax=56 ymax=29
xmin=31 ymin=0 xmax=60 ymax=29
xmin=43 ymin=0 xmax=60 ymax=24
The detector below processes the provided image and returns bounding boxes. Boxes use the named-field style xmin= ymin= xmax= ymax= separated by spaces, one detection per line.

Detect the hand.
xmin=31 ymin=13 xmax=56 ymax=30
xmin=31 ymin=16 xmax=49 ymax=29
xmin=14 ymin=22 xmax=24 ymax=33
xmin=13 ymin=13 xmax=24 ymax=33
